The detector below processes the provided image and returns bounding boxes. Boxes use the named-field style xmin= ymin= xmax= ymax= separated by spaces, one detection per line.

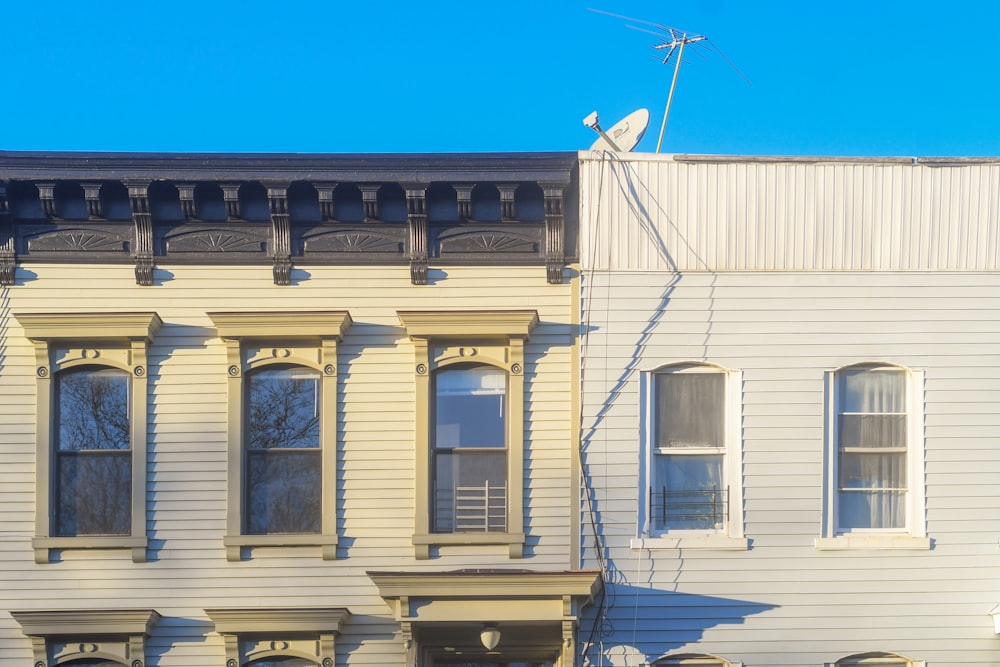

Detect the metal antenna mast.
xmin=653 ymin=27 xmax=706 ymax=153
xmin=589 ymin=9 xmax=750 ymax=153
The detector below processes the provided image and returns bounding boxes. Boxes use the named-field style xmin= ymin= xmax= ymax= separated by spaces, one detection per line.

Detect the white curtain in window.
xmin=838 ymin=368 xmax=906 ymax=530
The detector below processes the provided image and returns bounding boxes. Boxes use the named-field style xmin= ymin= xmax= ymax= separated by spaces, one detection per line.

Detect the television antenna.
xmin=589 ymin=9 xmax=750 ymax=153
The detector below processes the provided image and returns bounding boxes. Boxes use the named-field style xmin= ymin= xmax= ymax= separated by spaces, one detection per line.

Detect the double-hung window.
xmin=638 ymin=363 xmax=745 ymax=550
xmin=398 ymin=309 xmax=537 ymax=559
xmin=15 ymin=312 xmax=161 ymax=564
xmin=818 ymin=363 xmax=927 ymax=549
xmin=209 ymin=311 xmax=351 ymax=561
xmin=433 ymin=365 xmax=507 ymax=533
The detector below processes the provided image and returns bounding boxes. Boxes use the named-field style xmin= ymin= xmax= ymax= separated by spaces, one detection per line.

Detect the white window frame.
xmin=633 ymin=362 xmax=746 ymax=551
xmin=817 ymin=362 xmax=929 ymax=550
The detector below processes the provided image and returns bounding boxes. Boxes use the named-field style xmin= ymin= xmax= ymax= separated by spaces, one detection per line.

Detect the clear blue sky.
xmin=4 ymin=1 xmax=999 ymax=156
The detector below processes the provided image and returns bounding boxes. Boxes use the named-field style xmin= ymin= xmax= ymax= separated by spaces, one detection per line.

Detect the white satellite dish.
xmin=585 ymin=108 xmax=650 ymax=152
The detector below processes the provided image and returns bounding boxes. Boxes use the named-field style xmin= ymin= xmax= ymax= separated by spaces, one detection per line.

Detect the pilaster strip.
xmin=405 ymin=186 xmax=428 ymax=285
xmin=82 ymin=182 xmax=103 ymax=218
xmin=127 ymin=180 xmax=155 ymax=286
xmin=542 ymin=182 xmax=567 ymax=284
xmin=267 ymin=185 xmax=292 ymax=286
xmin=360 ymin=185 xmax=379 ymax=220
xmin=0 ymin=182 xmax=15 ymax=286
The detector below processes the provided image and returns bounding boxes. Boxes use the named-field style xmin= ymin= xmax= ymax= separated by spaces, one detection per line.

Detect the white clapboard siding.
xmin=578 ymin=154 xmax=1000 ymax=666
xmin=0 ymin=263 xmax=576 ymax=667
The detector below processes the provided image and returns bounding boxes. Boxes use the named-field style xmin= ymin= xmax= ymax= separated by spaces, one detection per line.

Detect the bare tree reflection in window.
xmin=55 ymin=366 xmax=131 ymax=536
xmin=246 ymin=366 xmax=321 ymax=534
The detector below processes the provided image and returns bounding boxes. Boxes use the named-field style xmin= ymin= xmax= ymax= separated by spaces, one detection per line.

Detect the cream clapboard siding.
xmin=0 ymin=263 xmax=576 ymax=666
xmin=578 ymin=155 xmax=1000 ymax=666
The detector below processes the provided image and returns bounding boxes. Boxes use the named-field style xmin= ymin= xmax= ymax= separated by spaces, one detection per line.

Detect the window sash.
xmin=835 ymin=367 xmax=909 ymax=532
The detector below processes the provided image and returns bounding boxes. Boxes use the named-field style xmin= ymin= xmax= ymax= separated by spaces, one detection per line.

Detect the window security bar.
xmin=650 ymin=486 xmax=728 ymax=530
xmin=435 ymin=481 xmax=507 ymax=533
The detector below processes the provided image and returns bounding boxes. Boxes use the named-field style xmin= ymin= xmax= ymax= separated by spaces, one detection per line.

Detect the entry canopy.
xmin=368 ymin=569 xmax=603 ymax=665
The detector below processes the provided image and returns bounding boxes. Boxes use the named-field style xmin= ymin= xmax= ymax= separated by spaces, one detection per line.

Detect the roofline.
xmin=579 ymin=150 xmax=1000 ymax=166
xmin=0 ymin=150 xmax=579 ymax=182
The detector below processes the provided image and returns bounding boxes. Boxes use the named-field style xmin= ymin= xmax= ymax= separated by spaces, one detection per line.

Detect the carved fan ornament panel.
xmin=303 ymin=227 xmax=406 ymax=255
xmin=436 ymin=227 xmax=540 ymax=255
xmin=165 ymin=228 xmax=267 ymax=254
xmin=25 ymin=228 xmax=130 ymax=255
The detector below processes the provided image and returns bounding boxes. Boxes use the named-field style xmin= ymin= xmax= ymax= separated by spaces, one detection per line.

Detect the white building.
xmin=577 ymin=153 xmax=1000 ymax=666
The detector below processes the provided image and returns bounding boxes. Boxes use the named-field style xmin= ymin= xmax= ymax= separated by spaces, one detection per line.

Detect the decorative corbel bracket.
xmin=127 ymin=180 xmax=155 ymax=286
xmin=405 ymin=185 xmax=428 ymax=285
xmin=0 ymin=182 xmax=15 ymax=286
xmin=267 ymin=184 xmax=292 ymax=286
xmin=541 ymin=182 xmax=568 ymax=284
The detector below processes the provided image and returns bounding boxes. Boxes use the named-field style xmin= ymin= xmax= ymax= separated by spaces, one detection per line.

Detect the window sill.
xmin=814 ymin=534 xmax=931 ymax=550
xmin=630 ymin=535 xmax=749 ymax=551
xmin=32 ymin=535 xmax=148 ymax=564
xmin=412 ymin=532 xmax=526 ymax=560
xmin=223 ymin=534 xmax=338 ymax=561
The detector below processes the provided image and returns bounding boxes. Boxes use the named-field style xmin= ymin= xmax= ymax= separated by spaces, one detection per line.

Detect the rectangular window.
xmin=433 ymin=366 xmax=507 ymax=533
xmin=651 ymin=371 xmax=726 ymax=531
xmin=15 ymin=311 xmax=160 ymax=564
xmin=55 ymin=367 xmax=132 ymax=536
xmin=818 ymin=364 xmax=928 ymax=549
xmin=836 ymin=366 xmax=907 ymax=531
xmin=245 ymin=366 xmax=322 ymax=535
xmin=209 ymin=310 xmax=351 ymax=561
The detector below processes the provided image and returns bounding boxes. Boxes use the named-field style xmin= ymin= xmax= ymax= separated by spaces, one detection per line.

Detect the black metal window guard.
xmin=650 ymin=486 xmax=728 ymax=531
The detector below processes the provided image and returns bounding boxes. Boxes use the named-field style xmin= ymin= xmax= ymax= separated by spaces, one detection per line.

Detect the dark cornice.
xmin=0 ymin=151 xmax=579 ymax=287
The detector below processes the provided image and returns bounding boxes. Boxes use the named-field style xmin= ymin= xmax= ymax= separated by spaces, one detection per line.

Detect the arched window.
xmin=432 ymin=364 xmax=508 ymax=533
xmin=822 ymin=363 xmax=927 ymax=543
xmin=54 ymin=366 xmax=131 ymax=536
xmin=245 ymin=365 xmax=322 ymax=535
xmin=835 ymin=651 xmax=916 ymax=666
xmin=658 ymin=652 xmax=730 ymax=666
xmin=645 ymin=363 xmax=743 ymax=544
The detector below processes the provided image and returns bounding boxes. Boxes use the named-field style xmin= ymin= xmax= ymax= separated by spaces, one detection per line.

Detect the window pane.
xmin=247 ymin=450 xmax=321 ymax=534
xmin=247 ymin=367 xmax=320 ymax=450
xmin=840 ymin=368 xmax=904 ymax=413
xmin=435 ymin=367 xmax=506 ymax=448
xmin=54 ymin=367 xmax=131 ymax=536
xmin=655 ymin=373 xmax=724 ymax=448
xmin=839 ymin=452 xmax=905 ymax=489
xmin=56 ymin=451 xmax=131 ymax=535
xmin=652 ymin=454 xmax=724 ymax=530
xmin=434 ymin=450 xmax=506 ymax=532
xmin=839 ymin=490 xmax=906 ymax=529
xmin=56 ymin=367 xmax=130 ymax=451
xmin=840 ymin=414 xmax=906 ymax=448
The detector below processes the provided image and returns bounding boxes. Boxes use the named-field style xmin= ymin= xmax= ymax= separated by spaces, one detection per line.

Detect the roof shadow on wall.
xmin=584 ymin=584 xmax=776 ymax=665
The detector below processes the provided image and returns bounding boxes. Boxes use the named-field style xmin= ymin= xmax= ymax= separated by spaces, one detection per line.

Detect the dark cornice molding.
xmin=0 ymin=151 xmax=578 ymax=287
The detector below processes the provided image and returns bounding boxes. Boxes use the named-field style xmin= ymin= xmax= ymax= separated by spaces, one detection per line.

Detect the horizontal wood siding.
xmin=579 ymin=149 xmax=1000 ymax=667
xmin=0 ymin=263 xmax=575 ymax=666
xmin=579 ymin=266 xmax=1000 ymax=665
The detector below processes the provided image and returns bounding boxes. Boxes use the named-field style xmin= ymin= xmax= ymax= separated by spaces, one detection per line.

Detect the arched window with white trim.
xmin=641 ymin=363 xmax=745 ymax=548
xmin=819 ymin=362 xmax=928 ymax=548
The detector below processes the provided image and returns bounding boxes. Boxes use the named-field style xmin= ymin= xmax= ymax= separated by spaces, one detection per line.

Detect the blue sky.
xmin=3 ymin=1 xmax=999 ymax=156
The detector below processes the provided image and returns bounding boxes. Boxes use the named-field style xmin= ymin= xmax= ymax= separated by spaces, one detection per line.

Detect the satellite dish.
xmin=586 ymin=108 xmax=650 ymax=152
